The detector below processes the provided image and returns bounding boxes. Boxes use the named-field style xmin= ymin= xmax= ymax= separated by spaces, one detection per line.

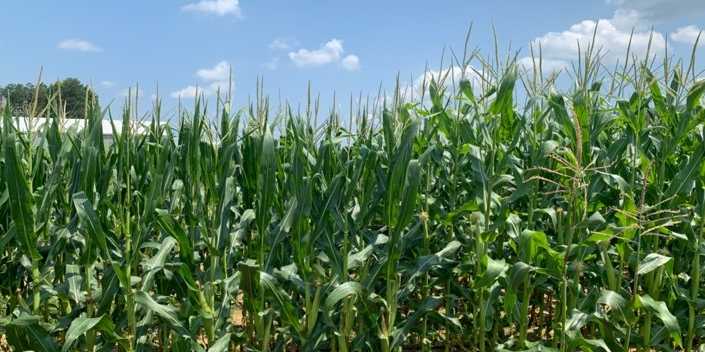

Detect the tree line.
xmin=0 ymin=78 xmax=98 ymax=119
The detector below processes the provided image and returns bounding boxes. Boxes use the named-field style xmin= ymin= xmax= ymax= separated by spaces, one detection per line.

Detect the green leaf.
xmin=458 ymin=79 xmax=476 ymax=104
xmin=73 ymin=192 xmax=128 ymax=289
xmin=325 ymin=281 xmax=363 ymax=309
xmin=257 ymin=128 xmax=276 ymax=233
xmin=665 ymin=140 xmax=705 ymax=198
xmin=508 ymin=261 xmax=533 ymax=291
xmin=519 ymin=230 xmax=550 ymax=260
xmin=207 ymin=333 xmax=231 ymax=352
xmin=62 ymin=314 xmax=117 ymax=352
xmin=638 ymin=253 xmax=672 ymax=276
xmin=141 ymin=237 xmax=177 ymax=291
xmin=686 ymin=79 xmax=705 ymax=112
xmin=490 ymin=66 xmax=517 ymax=116
xmin=566 ymin=309 xmax=590 ymax=332
xmin=217 ymin=176 xmax=236 ymax=251
xmin=476 ymin=256 xmax=509 ymax=287
xmin=386 ymin=119 xmax=419 ymax=230
xmin=382 ymin=108 xmax=396 ymax=157
xmin=403 ymin=241 xmax=461 ymax=295
xmin=260 ymin=272 xmax=302 ymax=335
xmin=347 ymin=244 xmax=374 ymax=270
xmin=155 ymin=209 xmax=194 ymax=265
xmin=576 ymin=337 xmax=612 ymax=352
xmin=549 ymin=94 xmax=575 ymax=142
xmin=636 ymin=294 xmax=682 ymax=347
xmin=4 ymin=313 xmax=59 ymax=352
xmin=134 ymin=291 xmax=191 ymax=338
xmin=396 ymin=159 xmax=422 ymax=233
xmin=597 ymin=289 xmax=626 ymax=313
xmin=391 ymin=296 xmax=442 ymax=349
xmin=3 ymin=116 xmax=38 ymax=260
xmin=66 ymin=264 xmax=84 ymax=304
xmin=72 ymin=192 xmax=109 ymax=261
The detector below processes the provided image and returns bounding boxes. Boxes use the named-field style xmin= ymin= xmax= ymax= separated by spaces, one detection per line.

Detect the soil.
xmin=0 ymin=334 xmax=10 ymax=352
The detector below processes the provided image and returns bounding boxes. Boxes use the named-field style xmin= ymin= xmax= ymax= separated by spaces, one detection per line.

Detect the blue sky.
xmin=1 ymin=0 xmax=704 ymax=116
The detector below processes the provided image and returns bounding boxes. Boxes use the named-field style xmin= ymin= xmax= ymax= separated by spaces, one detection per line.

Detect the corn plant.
xmin=1 ymin=32 xmax=705 ymax=352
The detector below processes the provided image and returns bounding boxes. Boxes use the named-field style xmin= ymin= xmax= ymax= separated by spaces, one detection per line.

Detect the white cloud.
xmin=171 ymin=61 xmax=233 ymax=99
xmin=171 ymin=85 xmax=202 ymax=99
xmin=196 ymin=60 xmax=231 ymax=81
xmin=269 ymin=38 xmax=297 ymax=50
xmin=671 ymin=25 xmax=702 ymax=45
xmin=517 ymin=57 xmax=569 ymax=74
xmin=207 ymin=80 xmax=231 ymax=95
xmin=181 ymin=0 xmax=241 ymax=17
xmin=519 ymin=11 xmax=665 ymax=71
xmin=57 ymin=39 xmax=102 ymax=52
xmin=341 ymin=55 xmax=360 ymax=71
xmin=418 ymin=66 xmax=480 ymax=93
xmin=100 ymin=81 xmax=115 ymax=88
xmin=288 ymin=39 xmax=361 ymax=71
xmin=289 ymin=39 xmax=344 ymax=67
xmin=610 ymin=0 xmax=705 ymax=23
xmin=518 ymin=1 xmax=703 ymax=73
xmin=388 ymin=66 xmax=481 ymax=103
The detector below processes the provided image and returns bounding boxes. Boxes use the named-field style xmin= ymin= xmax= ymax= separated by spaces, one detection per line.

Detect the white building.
xmin=10 ymin=116 xmax=156 ymax=144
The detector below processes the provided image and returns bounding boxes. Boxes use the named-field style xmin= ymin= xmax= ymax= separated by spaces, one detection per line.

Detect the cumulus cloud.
xmin=57 ymin=39 xmax=102 ymax=52
xmin=289 ymin=39 xmax=344 ymax=67
xmin=516 ymin=10 xmax=666 ymax=74
xmin=387 ymin=66 xmax=481 ymax=103
xmin=171 ymin=86 xmax=202 ymax=99
xmin=207 ymin=79 xmax=231 ymax=94
xmin=517 ymin=57 xmax=569 ymax=75
xmin=341 ymin=55 xmax=360 ymax=71
xmin=670 ymin=25 xmax=703 ymax=45
xmin=171 ymin=82 xmax=230 ymax=99
xmin=288 ymin=39 xmax=361 ymax=70
xmin=610 ymin=0 xmax=705 ymax=23
xmin=419 ymin=66 xmax=481 ymax=92
xmin=171 ymin=61 xmax=233 ymax=99
xmin=196 ymin=60 xmax=230 ymax=81
xmin=514 ymin=0 xmax=705 ymax=74
xmin=181 ymin=0 xmax=241 ymax=17
xmin=535 ymin=16 xmax=663 ymax=62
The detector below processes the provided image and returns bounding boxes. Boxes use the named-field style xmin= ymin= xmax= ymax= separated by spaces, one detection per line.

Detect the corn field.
xmin=1 ymin=38 xmax=705 ymax=351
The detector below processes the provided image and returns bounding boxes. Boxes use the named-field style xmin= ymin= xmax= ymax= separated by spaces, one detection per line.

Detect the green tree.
xmin=48 ymin=78 xmax=99 ymax=119
xmin=0 ymin=83 xmax=48 ymax=116
xmin=0 ymin=78 xmax=97 ymax=118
